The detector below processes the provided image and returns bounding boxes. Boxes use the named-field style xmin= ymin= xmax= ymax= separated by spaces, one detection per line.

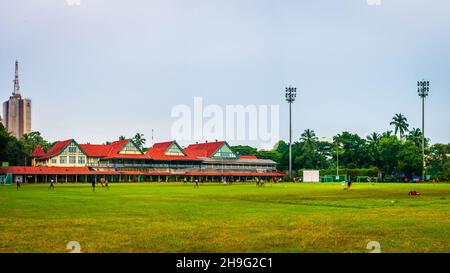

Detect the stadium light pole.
xmin=336 ymin=141 xmax=339 ymax=178
xmin=285 ymin=86 xmax=297 ymax=179
xmin=418 ymin=79 xmax=430 ymax=182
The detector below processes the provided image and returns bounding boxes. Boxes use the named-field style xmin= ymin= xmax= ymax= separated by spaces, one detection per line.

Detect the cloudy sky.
xmin=0 ymin=0 xmax=449 ymax=148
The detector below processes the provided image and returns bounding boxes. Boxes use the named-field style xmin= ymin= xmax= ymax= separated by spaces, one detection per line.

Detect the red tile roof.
xmin=32 ymin=139 xmax=260 ymax=162
xmin=39 ymin=139 xmax=73 ymax=159
xmin=79 ymin=144 xmax=111 ymax=157
xmin=145 ymin=141 xmax=199 ymax=161
xmin=146 ymin=141 xmax=175 ymax=156
xmin=185 ymin=141 xmax=225 ymax=158
xmin=239 ymin=155 xmax=258 ymax=159
xmin=31 ymin=144 xmax=46 ymax=157
xmin=106 ymin=140 xmax=131 ymax=157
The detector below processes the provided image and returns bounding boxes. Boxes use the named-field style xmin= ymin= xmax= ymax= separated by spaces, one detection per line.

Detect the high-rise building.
xmin=2 ymin=60 xmax=32 ymax=138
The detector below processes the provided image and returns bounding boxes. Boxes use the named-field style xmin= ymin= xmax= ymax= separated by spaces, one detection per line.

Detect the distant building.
xmin=319 ymin=136 xmax=333 ymax=143
xmin=2 ymin=60 xmax=32 ymax=138
xmin=0 ymin=139 xmax=285 ymax=183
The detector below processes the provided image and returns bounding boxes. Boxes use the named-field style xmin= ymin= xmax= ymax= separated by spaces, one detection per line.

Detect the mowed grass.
xmin=0 ymin=182 xmax=449 ymax=253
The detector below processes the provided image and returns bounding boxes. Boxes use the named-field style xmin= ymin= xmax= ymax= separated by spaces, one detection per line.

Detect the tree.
xmin=406 ymin=128 xmax=429 ymax=148
xmin=397 ymin=141 xmax=422 ymax=177
xmin=366 ymin=132 xmax=381 ymax=176
xmin=382 ymin=130 xmax=393 ymax=138
xmin=274 ymin=140 xmax=289 ymax=171
xmin=333 ymin=132 xmax=370 ymax=169
xmin=300 ymin=129 xmax=318 ymax=151
xmin=367 ymin=132 xmax=381 ymax=146
xmin=119 ymin=135 xmax=126 ymax=140
xmin=428 ymin=143 xmax=450 ymax=180
xmin=390 ymin=113 xmax=409 ymax=140
xmin=232 ymin=145 xmax=258 ymax=156
xmin=132 ymin=133 xmax=146 ymax=150
xmin=378 ymin=136 xmax=402 ymax=176
xmin=0 ymin=123 xmax=27 ymax=165
xmin=19 ymin=132 xmax=51 ymax=155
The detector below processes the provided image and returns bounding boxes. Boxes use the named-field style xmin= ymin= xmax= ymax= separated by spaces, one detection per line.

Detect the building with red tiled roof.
xmin=1 ymin=139 xmax=285 ymax=183
xmin=185 ymin=141 xmax=226 ymax=158
xmin=31 ymin=144 xmax=45 ymax=157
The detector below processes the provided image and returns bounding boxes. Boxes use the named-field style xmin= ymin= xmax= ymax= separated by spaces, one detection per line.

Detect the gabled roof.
xmin=103 ymin=139 xmax=146 ymax=159
xmin=146 ymin=141 xmax=199 ymax=161
xmin=38 ymin=139 xmax=85 ymax=159
xmin=80 ymin=139 xmax=146 ymax=159
xmin=31 ymin=144 xmax=46 ymax=157
xmin=184 ymin=141 xmax=226 ymax=158
xmin=107 ymin=139 xmax=131 ymax=156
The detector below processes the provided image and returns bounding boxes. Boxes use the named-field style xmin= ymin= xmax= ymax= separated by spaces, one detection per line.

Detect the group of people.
xmin=16 ymin=177 xmax=110 ymax=191
xmin=92 ymin=177 xmax=109 ymax=192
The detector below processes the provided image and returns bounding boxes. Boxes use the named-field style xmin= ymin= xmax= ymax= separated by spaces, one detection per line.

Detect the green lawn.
xmin=0 ymin=182 xmax=449 ymax=253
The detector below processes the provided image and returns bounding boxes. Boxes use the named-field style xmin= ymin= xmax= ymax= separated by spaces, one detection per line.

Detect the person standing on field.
xmin=105 ymin=179 xmax=109 ymax=190
xmin=49 ymin=179 xmax=55 ymax=191
xmin=194 ymin=178 xmax=199 ymax=189
xmin=92 ymin=178 xmax=96 ymax=192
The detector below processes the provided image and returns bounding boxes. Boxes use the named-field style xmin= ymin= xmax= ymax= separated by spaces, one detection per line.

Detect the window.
xmin=78 ymin=157 xmax=86 ymax=164
xmin=69 ymin=156 xmax=76 ymax=164
xmin=60 ymin=156 xmax=67 ymax=164
xmin=212 ymin=144 xmax=237 ymax=159
xmin=51 ymin=159 xmax=57 ymax=164
xmin=68 ymin=147 xmax=77 ymax=154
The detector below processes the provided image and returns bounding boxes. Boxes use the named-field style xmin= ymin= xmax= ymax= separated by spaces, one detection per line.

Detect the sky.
xmin=0 ymin=0 xmax=449 ymax=148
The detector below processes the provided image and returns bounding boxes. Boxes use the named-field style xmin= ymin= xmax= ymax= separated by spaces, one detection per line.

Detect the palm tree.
xmin=382 ymin=130 xmax=393 ymax=138
xmin=132 ymin=133 xmax=146 ymax=150
xmin=300 ymin=129 xmax=318 ymax=151
xmin=407 ymin=128 xmax=423 ymax=148
xmin=366 ymin=132 xmax=381 ymax=146
xmin=366 ymin=132 xmax=381 ymax=177
xmin=390 ymin=113 xmax=409 ymax=140
xmin=119 ymin=135 xmax=126 ymax=140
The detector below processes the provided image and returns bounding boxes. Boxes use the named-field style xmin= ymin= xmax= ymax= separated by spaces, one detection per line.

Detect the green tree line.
xmin=233 ymin=114 xmax=450 ymax=180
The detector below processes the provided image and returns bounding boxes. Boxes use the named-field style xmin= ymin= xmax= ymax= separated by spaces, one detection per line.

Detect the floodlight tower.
xmin=417 ymin=79 xmax=430 ymax=181
xmin=285 ymin=86 xmax=297 ymax=179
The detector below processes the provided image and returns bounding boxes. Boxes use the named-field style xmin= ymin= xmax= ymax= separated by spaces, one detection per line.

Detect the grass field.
xmin=0 ymin=182 xmax=449 ymax=253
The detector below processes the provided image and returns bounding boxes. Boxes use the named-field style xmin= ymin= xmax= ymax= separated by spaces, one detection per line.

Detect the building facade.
xmin=1 ymin=139 xmax=285 ymax=183
xmin=2 ymin=60 xmax=32 ymax=138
